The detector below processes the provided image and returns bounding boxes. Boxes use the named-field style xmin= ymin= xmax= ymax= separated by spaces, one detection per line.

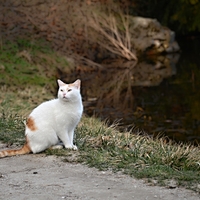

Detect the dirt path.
xmin=0 ymin=147 xmax=199 ymax=200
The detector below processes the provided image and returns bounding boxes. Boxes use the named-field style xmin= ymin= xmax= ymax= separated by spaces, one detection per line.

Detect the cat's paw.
xmin=72 ymin=145 xmax=78 ymax=151
xmin=65 ymin=144 xmax=78 ymax=151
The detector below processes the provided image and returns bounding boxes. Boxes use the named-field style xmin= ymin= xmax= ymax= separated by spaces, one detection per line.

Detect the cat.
xmin=0 ymin=79 xmax=83 ymax=158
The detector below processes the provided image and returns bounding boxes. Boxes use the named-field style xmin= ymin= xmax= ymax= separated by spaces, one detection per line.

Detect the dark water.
xmin=68 ymin=37 xmax=200 ymax=144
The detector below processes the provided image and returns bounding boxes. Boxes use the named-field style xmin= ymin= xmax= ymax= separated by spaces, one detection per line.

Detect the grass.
xmin=0 ymin=39 xmax=200 ymax=193
xmin=0 ymin=114 xmax=200 ymax=192
xmin=76 ymin=117 xmax=200 ymax=191
xmin=0 ymin=39 xmax=71 ymax=115
xmin=1 ymin=39 xmax=51 ymax=86
xmin=0 ymin=39 xmax=71 ymax=89
xmin=0 ymin=112 xmax=25 ymax=146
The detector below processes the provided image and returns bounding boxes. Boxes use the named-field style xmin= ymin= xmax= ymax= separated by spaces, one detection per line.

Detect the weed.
xmin=0 ymin=111 xmax=25 ymax=145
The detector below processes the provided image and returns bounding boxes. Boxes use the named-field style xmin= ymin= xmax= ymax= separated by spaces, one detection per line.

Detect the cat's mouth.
xmin=63 ymin=96 xmax=69 ymax=101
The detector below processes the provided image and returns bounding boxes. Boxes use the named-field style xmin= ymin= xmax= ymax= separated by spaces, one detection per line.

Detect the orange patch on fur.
xmin=26 ymin=116 xmax=37 ymax=131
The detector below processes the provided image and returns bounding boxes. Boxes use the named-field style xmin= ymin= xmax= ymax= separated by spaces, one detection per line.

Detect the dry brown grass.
xmin=76 ymin=117 xmax=200 ymax=192
xmin=88 ymin=10 xmax=137 ymax=61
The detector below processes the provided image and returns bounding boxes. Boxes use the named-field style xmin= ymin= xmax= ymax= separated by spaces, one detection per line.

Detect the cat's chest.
xmin=54 ymin=102 xmax=82 ymax=125
xmin=54 ymin=111 xmax=80 ymax=132
xmin=55 ymin=102 xmax=82 ymax=116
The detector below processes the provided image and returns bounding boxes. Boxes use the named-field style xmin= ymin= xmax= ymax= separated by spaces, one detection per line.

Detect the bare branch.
xmin=88 ymin=10 xmax=137 ymax=61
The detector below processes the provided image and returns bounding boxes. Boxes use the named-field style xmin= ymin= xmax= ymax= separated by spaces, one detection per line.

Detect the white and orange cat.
xmin=0 ymin=79 xmax=83 ymax=158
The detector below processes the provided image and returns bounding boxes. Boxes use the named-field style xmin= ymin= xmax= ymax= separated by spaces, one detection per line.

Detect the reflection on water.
xmin=66 ymin=38 xmax=200 ymax=144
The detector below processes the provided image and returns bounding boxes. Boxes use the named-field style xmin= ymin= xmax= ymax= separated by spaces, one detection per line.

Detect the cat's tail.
xmin=0 ymin=143 xmax=31 ymax=158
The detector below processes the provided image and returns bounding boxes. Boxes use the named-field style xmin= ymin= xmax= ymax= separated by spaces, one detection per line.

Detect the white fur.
xmin=26 ymin=79 xmax=83 ymax=153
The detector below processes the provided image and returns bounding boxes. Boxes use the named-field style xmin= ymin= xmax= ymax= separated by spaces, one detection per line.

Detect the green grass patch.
xmin=0 ymin=112 xmax=25 ymax=145
xmin=0 ymin=39 xmax=72 ymax=115
xmin=0 ymin=39 xmax=70 ymax=88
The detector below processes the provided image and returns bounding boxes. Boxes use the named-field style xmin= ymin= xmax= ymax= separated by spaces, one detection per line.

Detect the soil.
xmin=0 ymin=143 xmax=199 ymax=200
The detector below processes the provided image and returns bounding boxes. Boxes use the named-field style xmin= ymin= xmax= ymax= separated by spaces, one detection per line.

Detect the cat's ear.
xmin=73 ymin=79 xmax=81 ymax=90
xmin=57 ymin=79 xmax=66 ymax=87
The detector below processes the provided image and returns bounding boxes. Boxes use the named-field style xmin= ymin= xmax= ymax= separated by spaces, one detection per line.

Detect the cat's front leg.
xmin=68 ymin=130 xmax=78 ymax=150
xmin=58 ymin=131 xmax=78 ymax=150
xmin=58 ymin=132 xmax=73 ymax=149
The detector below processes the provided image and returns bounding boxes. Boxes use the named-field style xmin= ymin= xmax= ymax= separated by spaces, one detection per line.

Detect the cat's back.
xmin=26 ymin=99 xmax=64 ymax=130
xmin=31 ymin=99 xmax=58 ymax=116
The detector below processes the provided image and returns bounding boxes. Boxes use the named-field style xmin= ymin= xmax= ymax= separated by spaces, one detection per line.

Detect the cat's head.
xmin=57 ymin=79 xmax=81 ymax=102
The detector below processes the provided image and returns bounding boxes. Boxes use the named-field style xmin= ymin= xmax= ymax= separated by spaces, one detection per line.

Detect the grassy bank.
xmin=0 ymin=39 xmax=71 ymax=115
xmin=0 ymin=40 xmax=200 ymax=193
xmin=0 ymin=113 xmax=200 ymax=192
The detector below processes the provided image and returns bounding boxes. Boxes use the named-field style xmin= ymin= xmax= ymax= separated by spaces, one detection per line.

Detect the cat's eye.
xmin=68 ymin=89 xmax=72 ymax=92
xmin=60 ymin=89 xmax=63 ymax=92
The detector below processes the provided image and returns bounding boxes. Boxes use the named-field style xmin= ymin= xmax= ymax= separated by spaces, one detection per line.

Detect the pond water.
xmin=68 ymin=37 xmax=200 ymax=144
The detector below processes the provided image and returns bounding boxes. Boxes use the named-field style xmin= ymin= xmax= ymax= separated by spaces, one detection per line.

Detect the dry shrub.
xmin=86 ymin=8 xmax=138 ymax=61
xmin=1 ymin=0 xmax=137 ymax=63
